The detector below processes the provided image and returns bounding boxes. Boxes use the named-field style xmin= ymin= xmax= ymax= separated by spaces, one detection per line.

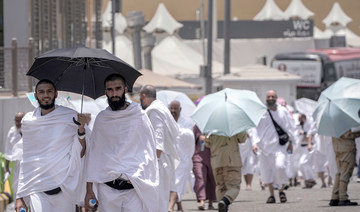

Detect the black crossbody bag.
xmin=268 ymin=109 xmax=289 ymax=145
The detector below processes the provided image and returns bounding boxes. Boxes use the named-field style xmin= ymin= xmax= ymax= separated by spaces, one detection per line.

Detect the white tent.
xmin=102 ymin=2 xmax=128 ymax=34
xmin=253 ymin=0 xmax=287 ymax=21
xmin=335 ymin=28 xmax=360 ymax=47
xmin=336 ymin=28 xmax=360 ymax=40
xmin=314 ymin=27 xmax=332 ymax=39
xmin=284 ymin=0 xmax=314 ymax=19
xmin=322 ymin=2 xmax=352 ymax=28
xmin=101 ymin=2 xmax=134 ymax=66
xmin=151 ymin=35 xmax=225 ymax=77
xmin=143 ymin=3 xmax=183 ymax=34
xmin=102 ymin=33 xmax=134 ymax=66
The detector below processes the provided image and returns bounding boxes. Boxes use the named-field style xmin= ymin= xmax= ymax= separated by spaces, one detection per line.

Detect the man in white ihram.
xmin=84 ymin=74 xmax=159 ymax=211
xmin=140 ymin=85 xmax=180 ymax=212
xmin=15 ymin=79 xmax=88 ymax=212
xmin=4 ymin=112 xmax=25 ymax=200
xmin=168 ymin=100 xmax=195 ymax=212
xmin=252 ymin=90 xmax=295 ymax=204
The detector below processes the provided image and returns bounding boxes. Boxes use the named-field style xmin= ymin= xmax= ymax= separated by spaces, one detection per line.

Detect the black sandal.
xmin=266 ymin=195 xmax=276 ymax=203
xmin=279 ymin=191 xmax=287 ymax=203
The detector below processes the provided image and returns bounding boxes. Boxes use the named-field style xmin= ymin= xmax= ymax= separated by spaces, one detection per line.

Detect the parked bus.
xmin=271 ymin=47 xmax=360 ymax=100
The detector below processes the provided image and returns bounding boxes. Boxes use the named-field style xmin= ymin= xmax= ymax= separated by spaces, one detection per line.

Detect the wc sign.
xmin=283 ymin=20 xmax=313 ymax=38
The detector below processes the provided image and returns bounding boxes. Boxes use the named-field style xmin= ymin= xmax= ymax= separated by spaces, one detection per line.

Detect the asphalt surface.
xmin=6 ymin=169 xmax=359 ymax=212
xmin=181 ymin=169 xmax=360 ymax=212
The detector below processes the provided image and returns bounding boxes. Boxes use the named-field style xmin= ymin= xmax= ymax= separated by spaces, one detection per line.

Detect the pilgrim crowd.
xmin=3 ymin=74 xmax=360 ymax=212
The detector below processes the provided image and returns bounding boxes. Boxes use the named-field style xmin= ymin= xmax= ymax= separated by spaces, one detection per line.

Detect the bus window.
xmin=323 ymin=63 xmax=337 ymax=83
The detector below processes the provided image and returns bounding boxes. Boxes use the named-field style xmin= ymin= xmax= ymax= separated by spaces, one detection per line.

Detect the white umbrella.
xmin=157 ymin=90 xmax=196 ymax=129
xmin=294 ymin=97 xmax=317 ymax=119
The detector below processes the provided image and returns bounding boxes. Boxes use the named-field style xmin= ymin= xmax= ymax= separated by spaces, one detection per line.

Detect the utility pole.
xmin=126 ymin=11 xmax=145 ymax=70
xmin=111 ymin=0 xmax=116 ymax=54
xmin=224 ymin=0 xmax=230 ymax=75
xmin=205 ymin=0 xmax=213 ymax=94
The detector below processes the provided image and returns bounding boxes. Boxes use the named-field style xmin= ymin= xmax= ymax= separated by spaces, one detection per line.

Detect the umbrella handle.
xmin=73 ymin=117 xmax=81 ymax=126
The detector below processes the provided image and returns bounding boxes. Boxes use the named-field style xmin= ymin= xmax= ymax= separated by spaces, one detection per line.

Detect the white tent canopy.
xmin=336 ymin=28 xmax=360 ymax=40
xmin=102 ymin=33 xmax=134 ymax=66
xmin=335 ymin=28 xmax=360 ymax=47
xmin=253 ymin=0 xmax=287 ymax=21
xmin=284 ymin=0 xmax=314 ymax=19
xmin=322 ymin=2 xmax=352 ymax=28
xmin=143 ymin=3 xmax=183 ymax=34
xmin=102 ymin=2 xmax=127 ymax=34
xmin=152 ymin=35 xmax=225 ymax=77
xmin=314 ymin=27 xmax=333 ymax=39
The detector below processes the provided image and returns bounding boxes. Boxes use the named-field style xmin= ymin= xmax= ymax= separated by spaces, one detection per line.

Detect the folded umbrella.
xmin=312 ymin=77 xmax=360 ymax=138
xmin=191 ymin=88 xmax=267 ymax=137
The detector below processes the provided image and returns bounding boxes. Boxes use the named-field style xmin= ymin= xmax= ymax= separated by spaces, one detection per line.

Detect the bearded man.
xmin=252 ymin=90 xmax=295 ymax=204
xmin=15 ymin=79 xmax=88 ymax=212
xmin=84 ymin=74 xmax=159 ymax=212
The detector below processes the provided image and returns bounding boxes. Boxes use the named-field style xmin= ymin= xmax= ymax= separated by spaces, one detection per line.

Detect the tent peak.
xmin=143 ymin=3 xmax=183 ymax=35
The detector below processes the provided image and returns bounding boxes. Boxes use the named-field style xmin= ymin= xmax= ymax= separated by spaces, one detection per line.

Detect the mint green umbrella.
xmin=313 ymin=77 xmax=360 ymax=138
xmin=191 ymin=88 xmax=267 ymax=137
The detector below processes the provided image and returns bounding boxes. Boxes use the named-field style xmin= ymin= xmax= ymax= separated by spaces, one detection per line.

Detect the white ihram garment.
xmin=252 ymin=105 xmax=295 ymax=188
xmin=145 ymin=100 xmax=179 ymax=212
xmin=5 ymin=126 xmax=23 ymax=196
xmin=296 ymin=121 xmax=315 ymax=180
xmin=240 ymin=131 xmax=256 ymax=175
xmin=86 ymin=102 xmax=159 ymax=212
xmin=308 ymin=123 xmax=327 ymax=173
xmin=172 ymin=127 xmax=195 ymax=201
xmin=17 ymin=106 xmax=88 ymax=211
xmin=97 ymin=183 xmax=144 ymax=212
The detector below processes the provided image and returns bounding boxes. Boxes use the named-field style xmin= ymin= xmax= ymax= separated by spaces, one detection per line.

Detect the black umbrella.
xmin=27 ymin=47 xmax=141 ymax=124
xmin=27 ymin=47 xmax=141 ymax=98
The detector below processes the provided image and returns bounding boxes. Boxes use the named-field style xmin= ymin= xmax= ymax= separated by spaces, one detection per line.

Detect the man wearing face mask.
xmin=84 ymin=74 xmax=159 ymax=212
xmin=252 ymin=90 xmax=295 ymax=204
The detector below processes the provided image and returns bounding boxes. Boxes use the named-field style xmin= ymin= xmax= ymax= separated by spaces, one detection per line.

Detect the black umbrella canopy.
xmin=27 ymin=47 xmax=141 ymax=99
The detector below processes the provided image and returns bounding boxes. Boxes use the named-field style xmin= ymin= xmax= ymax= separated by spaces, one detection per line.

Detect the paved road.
xmin=181 ymin=170 xmax=360 ymax=212
xmin=6 ymin=170 xmax=359 ymax=212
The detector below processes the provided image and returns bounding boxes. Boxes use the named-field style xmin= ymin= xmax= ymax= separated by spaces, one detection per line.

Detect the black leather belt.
xmin=105 ymin=178 xmax=134 ymax=190
xmin=301 ymin=144 xmax=308 ymax=147
xmin=44 ymin=187 xmax=62 ymax=195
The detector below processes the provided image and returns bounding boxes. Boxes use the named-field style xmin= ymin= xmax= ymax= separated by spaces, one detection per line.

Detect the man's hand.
xmin=252 ymin=145 xmax=258 ymax=155
xmin=77 ymin=113 xmax=88 ymax=130
xmin=84 ymin=183 xmax=98 ymax=211
xmin=287 ymin=143 xmax=293 ymax=153
xmin=15 ymin=198 xmax=27 ymax=212
xmin=307 ymin=143 xmax=312 ymax=152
